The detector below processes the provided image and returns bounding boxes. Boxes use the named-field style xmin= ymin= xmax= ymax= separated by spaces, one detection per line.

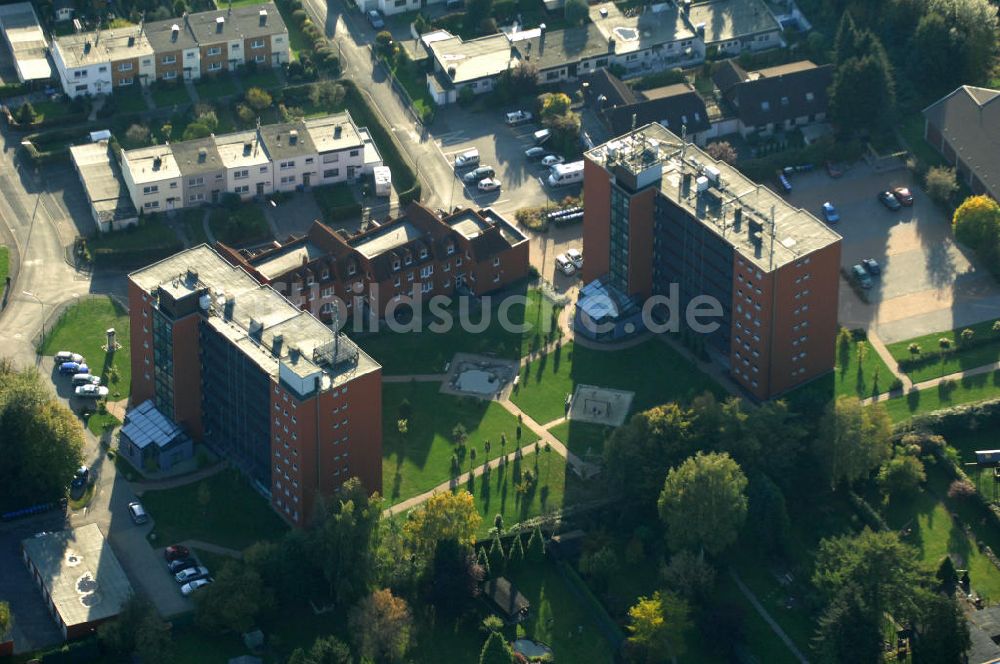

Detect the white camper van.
xmin=546 ymin=161 xmax=584 ymax=188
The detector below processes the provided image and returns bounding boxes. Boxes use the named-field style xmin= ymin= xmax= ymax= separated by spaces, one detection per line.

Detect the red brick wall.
xmin=627 ymin=187 xmax=657 ymax=300
xmin=128 ymin=279 xmax=155 ymax=406
xmin=582 ymin=157 xmax=612 ymax=283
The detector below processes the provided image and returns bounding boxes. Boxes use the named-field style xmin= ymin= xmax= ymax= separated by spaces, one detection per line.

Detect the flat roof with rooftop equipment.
xmin=586 ymin=122 xmax=841 ymax=271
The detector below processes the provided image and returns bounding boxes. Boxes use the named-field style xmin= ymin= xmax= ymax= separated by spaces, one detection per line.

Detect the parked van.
xmin=533 ymin=129 xmax=551 ymax=145
xmin=454 ymin=149 xmax=480 ymax=169
xmin=547 ymin=161 xmax=584 ymax=188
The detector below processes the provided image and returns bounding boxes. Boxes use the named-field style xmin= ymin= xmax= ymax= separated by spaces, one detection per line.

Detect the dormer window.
xmin=321 ymin=269 xmax=329 ymax=280
xmin=761 ymin=101 xmax=770 ymax=111
xmin=419 ymin=247 xmax=428 ymax=259
xmin=447 ymin=243 xmax=455 ymax=255
xmin=347 ymin=263 xmax=356 ymax=276
xmin=306 ymin=275 xmax=314 ymax=285
xmin=805 ymin=92 xmax=815 ymax=102
xmin=404 ymin=254 xmax=413 ymax=266
xmin=392 ymin=259 xmax=400 ymax=271
xmin=780 ymin=96 xmax=789 ymax=106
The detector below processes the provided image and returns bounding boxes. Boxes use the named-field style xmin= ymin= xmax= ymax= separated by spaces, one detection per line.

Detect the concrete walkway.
xmin=180 ymin=539 xmax=244 ymax=559
xmin=201 ymin=208 xmax=216 ymax=245
xmin=867 ymin=330 xmax=913 ymax=392
xmin=133 ymin=463 xmax=226 ymax=493
xmin=185 ymin=79 xmax=200 ymax=105
xmin=729 ymin=569 xmax=810 ymax=664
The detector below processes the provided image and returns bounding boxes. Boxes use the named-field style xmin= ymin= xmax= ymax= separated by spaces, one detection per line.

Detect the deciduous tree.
xmin=626 ymin=591 xmax=691 ymax=662
xmin=814 ymin=396 xmax=892 ymax=488
xmin=926 ymin=166 xmax=958 ymax=204
xmin=705 ymin=141 xmax=737 ymax=164
xmin=745 ymin=473 xmax=790 ymax=557
xmin=877 ymin=454 xmax=926 ymax=498
xmin=195 ymin=561 xmax=274 ymax=634
xmin=660 ymin=550 xmax=716 ymax=605
xmin=287 ymin=635 xmax=353 ymax=664
xmin=953 ymin=195 xmax=1000 ymax=269
xmin=245 ymin=87 xmax=273 ymax=112
xmin=912 ymin=591 xmax=971 ymax=663
xmin=657 ymin=452 xmax=748 ymax=555
xmin=403 ymin=490 xmax=481 ymax=557
xmin=311 ymin=478 xmax=382 ymax=605
xmin=98 ymin=596 xmax=173 ymax=664
xmin=348 ymin=589 xmax=413 ymax=663
xmin=429 ymin=538 xmax=484 ymax=613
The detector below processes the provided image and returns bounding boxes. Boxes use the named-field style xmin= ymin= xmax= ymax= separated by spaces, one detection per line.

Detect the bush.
xmin=925 ymin=165 xmax=958 ymax=205
xmin=245 ymin=87 xmax=273 ymax=112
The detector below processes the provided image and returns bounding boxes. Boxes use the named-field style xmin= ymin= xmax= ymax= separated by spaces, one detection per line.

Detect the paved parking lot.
xmin=428 ymin=105 xmax=582 ymax=220
xmin=784 ymin=164 xmax=1000 ymax=343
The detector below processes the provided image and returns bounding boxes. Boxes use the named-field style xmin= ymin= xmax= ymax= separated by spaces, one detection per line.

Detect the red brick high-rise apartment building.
xmin=128 ymin=245 xmax=382 ymax=526
xmin=580 ymin=123 xmax=842 ymax=400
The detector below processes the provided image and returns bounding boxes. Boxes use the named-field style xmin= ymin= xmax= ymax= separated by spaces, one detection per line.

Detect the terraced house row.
xmin=120 ymin=111 xmax=383 ymax=212
xmin=51 ymin=2 xmax=288 ymax=98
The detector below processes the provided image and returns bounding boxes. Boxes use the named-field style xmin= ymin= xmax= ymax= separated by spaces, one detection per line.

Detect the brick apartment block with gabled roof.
xmin=923 ymin=85 xmax=1000 ymax=200
xmin=52 ymin=2 xmax=289 ymax=97
xmin=217 ymin=202 xmax=530 ymax=324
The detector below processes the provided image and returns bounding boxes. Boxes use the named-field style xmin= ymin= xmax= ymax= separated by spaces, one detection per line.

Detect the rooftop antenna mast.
xmin=769 ymin=205 xmax=776 ymax=271
xmin=681 ymin=123 xmax=688 ymax=159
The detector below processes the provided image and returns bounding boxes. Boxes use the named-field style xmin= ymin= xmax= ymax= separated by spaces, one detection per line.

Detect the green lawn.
xmin=882 ymin=370 xmax=1000 ymax=422
xmin=882 ymin=484 xmax=1000 ymax=602
xmin=886 ymin=319 xmax=1000 ymax=382
xmin=507 ymin=563 xmax=616 ymax=664
xmin=209 ymin=204 xmax=271 ymax=245
xmin=194 ymin=74 xmax=238 ymax=100
xmin=86 ymin=218 xmax=183 ymax=268
xmin=180 ymin=208 xmax=210 ymax=245
xmin=386 ymin=57 xmax=435 ymax=121
xmin=713 ymin=578 xmax=801 ymax=664
xmin=547 ymin=419 xmax=610 ymax=459
xmin=0 ymin=245 xmax=9 ymax=284
xmin=142 ymin=470 xmax=288 ymax=551
xmin=241 ymin=67 xmax=280 ymax=90
xmin=33 ymin=100 xmax=72 ymax=123
xmin=151 ymin=83 xmax=191 ymax=108
xmin=113 ymin=87 xmax=148 ymax=114
xmin=899 ymin=112 xmax=947 ymax=170
xmin=511 ymin=340 xmax=723 ymax=426
xmin=85 ymin=410 xmax=121 ymax=436
xmin=464 ymin=445 xmax=596 ymax=538
xmin=382 ymin=382 xmax=538 ymax=505
xmin=40 ymin=296 xmax=131 ymax=400
xmin=352 ymin=286 xmax=562 ymax=375
xmin=786 ymin=332 xmax=898 ymax=407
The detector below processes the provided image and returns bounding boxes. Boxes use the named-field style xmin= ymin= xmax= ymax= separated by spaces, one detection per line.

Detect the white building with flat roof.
xmin=0 ymin=2 xmax=54 ymax=82
xmin=69 ymin=141 xmax=139 ymax=232
xmin=51 ymin=26 xmax=155 ymax=97
xmin=215 ymin=129 xmax=274 ymax=199
xmin=304 ymin=112 xmax=366 ymax=186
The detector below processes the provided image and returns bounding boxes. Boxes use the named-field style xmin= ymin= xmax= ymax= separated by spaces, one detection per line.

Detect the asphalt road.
xmin=300 ymin=0 xmax=475 ymax=212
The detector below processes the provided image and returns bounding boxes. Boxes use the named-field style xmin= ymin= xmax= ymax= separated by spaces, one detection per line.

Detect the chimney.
xmin=259 ymin=8 xmax=268 ymax=26
xmin=289 ymin=129 xmax=298 ymax=145
xmin=216 ymin=16 xmax=224 ymax=33
xmin=198 ymin=147 xmax=207 ymax=162
xmin=733 ymin=206 xmax=742 ymax=232
xmin=153 ymin=156 xmax=162 ymax=169
xmin=243 ymin=141 xmax=252 ymax=155
xmin=84 ymin=40 xmax=91 ymax=53
xmin=334 ymin=125 xmax=342 ymax=138
xmin=171 ymin=23 xmax=179 ymax=41
xmin=127 ymin=35 xmax=135 ymax=46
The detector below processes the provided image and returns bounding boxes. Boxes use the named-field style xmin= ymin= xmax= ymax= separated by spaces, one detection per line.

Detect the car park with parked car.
xmin=59 ymin=361 xmax=88 ymax=375
xmin=524 ymin=146 xmax=545 ymax=160
xmin=851 ymin=264 xmax=873 ymax=289
xmin=54 ymin=351 xmax=84 ymax=364
xmin=72 ymin=373 xmax=101 ymax=387
xmin=463 ymin=166 xmax=495 ymax=184
xmin=504 ymin=110 xmax=533 ymax=125
xmin=477 ymin=178 xmax=501 ymax=192
xmin=75 ymin=384 xmax=109 ymax=399
xmin=164 ymin=544 xmax=191 ymax=562
xmin=821 ymin=201 xmax=840 ymax=224
xmin=555 ymin=254 xmax=576 ymax=276
xmin=181 ymin=578 xmax=213 ymax=596
xmin=175 ymin=566 xmax=210 ymax=584
xmin=541 ymin=154 xmax=564 ymax=167
xmin=862 ymin=258 xmax=881 ymax=275
xmin=128 ymin=501 xmax=149 ymax=525
xmin=878 ymin=190 xmax=901 ymax=211
xmin=168 ymin=557 xmax=198 ymax=574
xmin=366 ymin=9 xmax=384 ymax=28
xmin=453 ymin=149 xmax=480 ymax=169
xmin=566 ymin=248 xmax=583 ymax=270
xmin=893 ymin=187 xmax=914 ymax=206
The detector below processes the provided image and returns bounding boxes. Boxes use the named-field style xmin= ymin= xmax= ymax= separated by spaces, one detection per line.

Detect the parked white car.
xmin=541 ymin=155 xmax=565 ymax=167
xmin=505 ymin=110 xmax=533 ymax=125
xmin=54 ymin=351 xmax=84 ymax=364
xmin=555 ymin=254 xmax=576 ymax=276
xmin=566 ymin=248 xmax=583 ymax=270
xmin=478 ymin=178 xmax=502 ymax=192
xmin=175 ymin=566 xmax=210 ymax=584
xmin=181 ymin=578 xmax=213 ymax=596
xmin=75 ymin=384 xmax=109 ymax=398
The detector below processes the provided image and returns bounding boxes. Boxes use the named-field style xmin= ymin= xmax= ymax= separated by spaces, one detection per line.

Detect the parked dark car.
xmin=168 ymin=557 xmax=199 ymax=574
xmin=59 ymin=361 xmax=88 ymax=375
xmin=164 ymin=544 xmax=191 ymax=562
xmin=893 ymin=187 xmax=914 ymax=206
xmin=128 ymin=501 xmax=149 ymax=525
xmin=878 ymin=190 xmax=901 ymax=210
xmin=862 ymin=258 xmax=882 ymax=275
xmin=463 ymin=166 xmax=495 ymax=184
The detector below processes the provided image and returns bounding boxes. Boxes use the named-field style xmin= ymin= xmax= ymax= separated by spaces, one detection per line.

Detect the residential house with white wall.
xmin=304 ymin=113 xmax=367 ymax=186
xmin=121 ymin=145 xmax=183 ymax=213
xmin=172 ymin=138 xmax=227 ymax=206
xmin=258 ymin=121 xmax=320 ymax=192
xmin=215 ymin=129 xmax=274 ymax=200
xmin=51 ymin=25 xmax=155 ymax=97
